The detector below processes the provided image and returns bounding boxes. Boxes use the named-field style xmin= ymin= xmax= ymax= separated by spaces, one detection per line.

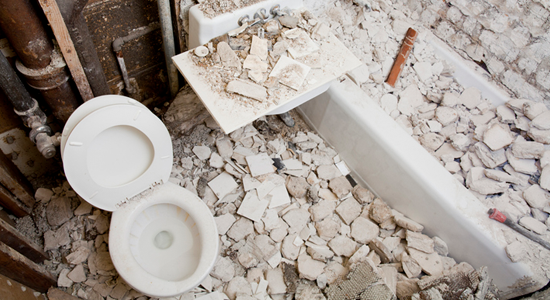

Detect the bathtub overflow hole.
xmin=154 ymin=230 xmax=174 ymax=250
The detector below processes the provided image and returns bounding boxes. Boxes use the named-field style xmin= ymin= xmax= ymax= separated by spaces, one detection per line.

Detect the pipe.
xmin=0 ymin=0 xmax=53 ymax=69
xmin=0 ymin=52 xmax=57 ymax=159
xmin=113 ymin=23 xmax=160 ymax=96
xmin=56 ymin=0 xmax=111 ymax=96
xmin=0 ymin=0 xmax=80 ymax=122
xmin=157 ymin=0 xmax=179 ymax=98
xmin=15 ymin=49 xmax=80 ymax=122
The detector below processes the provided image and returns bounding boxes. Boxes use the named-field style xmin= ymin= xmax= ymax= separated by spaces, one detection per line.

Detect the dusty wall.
xmin=83 ymin=0 xmax=170 ymax=106
xmin=389 ymin=0 xmax=550 ymax=104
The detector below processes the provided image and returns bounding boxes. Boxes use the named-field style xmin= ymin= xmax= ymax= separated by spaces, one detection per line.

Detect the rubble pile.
xmin=311 ymin=1 xmax=550 ymax=257
xmin=30 ymin=110 xmax=497 ymax=299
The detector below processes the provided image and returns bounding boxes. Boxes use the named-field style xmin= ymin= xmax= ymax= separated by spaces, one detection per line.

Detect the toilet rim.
xmin=108 ymin=182 xmax=219 ymax=297
xmin=61 ymin=95 xmax=147 ymax=157
xmin=63 ymin=104 xmax=172 ymax=211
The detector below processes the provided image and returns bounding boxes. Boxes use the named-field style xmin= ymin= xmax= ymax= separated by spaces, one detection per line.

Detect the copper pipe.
xmin=386 ymin=28 xmax=418 ymax=87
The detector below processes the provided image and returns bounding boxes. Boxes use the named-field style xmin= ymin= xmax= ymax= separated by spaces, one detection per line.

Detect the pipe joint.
xmin=35 ymin=132 xmax=56 ymax=159
xmin=14 ymin=98 xmax=47 ymax=128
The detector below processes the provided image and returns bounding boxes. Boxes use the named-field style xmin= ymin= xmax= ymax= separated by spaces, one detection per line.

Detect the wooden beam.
xmin=38 ymin=0 xmax=94 ymax=101
xmin=0 ymin=242 xmax=56 ymax=293
xmin=0 ymin=217 xmax=49 ymax=263
xmin=0 ymin=151 xmax=35 ymax=208
xmin=0 ymin=183 xmax=31 ymax=217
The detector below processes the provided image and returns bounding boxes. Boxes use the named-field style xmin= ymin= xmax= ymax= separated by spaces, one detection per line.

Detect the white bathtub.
xmin=299 ymin=76 xmax=546 ymax=299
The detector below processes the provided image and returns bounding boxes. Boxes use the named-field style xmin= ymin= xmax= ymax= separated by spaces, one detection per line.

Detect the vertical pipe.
xmin=0 ymin=0 xmax=80 ymax=122
xmin=0 ymin=0 xmax=53 ymax=69
xmin=157 ymin=0 xmax=179 ymax=98
xmin=0 ymin=52 xmax=34 ymax=112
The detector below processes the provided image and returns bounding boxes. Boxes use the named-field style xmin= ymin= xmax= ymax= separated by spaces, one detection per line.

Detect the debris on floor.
xmin=10 ymin=0 xmax=549 ymax=299
xmin=25 ymin=107 xmax=499 ymax=299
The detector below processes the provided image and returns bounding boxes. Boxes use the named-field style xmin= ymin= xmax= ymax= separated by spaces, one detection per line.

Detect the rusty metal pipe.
xmin=0 ymin=0 xmax=53 ymax=69
xmin=0 ymin=51 xmax=57 ymax=159
xmin=0 ymin=0 xmax=81 ymax=122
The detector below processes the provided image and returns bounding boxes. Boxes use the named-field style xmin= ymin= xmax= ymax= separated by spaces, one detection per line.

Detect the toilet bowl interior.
xmin=129 ymin=203 xmax=201 ymax=281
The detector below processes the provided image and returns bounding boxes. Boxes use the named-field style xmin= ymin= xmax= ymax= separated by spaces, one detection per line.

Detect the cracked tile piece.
xmin=226 ymin=79 xmax=267 ymax=102
xmin=237 ymin=191 xmax=269 ymax=222
xmin=208 ymin=172 xmax=238 ymax=200
xmin=269 ymin=56 xmax=311 ymax=90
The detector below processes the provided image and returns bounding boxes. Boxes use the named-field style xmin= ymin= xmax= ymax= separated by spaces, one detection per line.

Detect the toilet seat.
xmin=63 ymin=104 xmax=172 ymax=211
xmin=60 ymin=95 xmax=147 ymax=157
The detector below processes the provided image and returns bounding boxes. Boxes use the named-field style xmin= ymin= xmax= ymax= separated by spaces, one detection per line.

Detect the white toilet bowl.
xmin=61 ymin=95 xmax=218 ymax=297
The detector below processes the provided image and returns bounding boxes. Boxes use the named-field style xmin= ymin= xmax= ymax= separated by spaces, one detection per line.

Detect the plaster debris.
xmin=269 ymin=56 xmax=311 ymax=91
xmin=245 ymin=153 xmax=274 ymax=177
xmin=208 ymin=172 xmax=238 ymax=200
xmin=226 ymin=79 xmax=267 ymax=102
xmin=35 ymin=188 xmax=53 ymax=202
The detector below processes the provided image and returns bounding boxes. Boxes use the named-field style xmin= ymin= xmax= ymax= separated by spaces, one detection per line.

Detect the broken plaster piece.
xmin=269 ymin=56 xmax=311 ymax=91
xmin=285 ymin=29 xmax=320 ymax=59
xmin=237 ymin=190 xmax=269 ymax=222
xmin=217 ymin=42 xmax=240 ymax=68
xmin=245 ymin=153 xmax=275 ymax=177
xmin=226 ymin=79 xmax=267 ymax=102
xmin=250 ymin=35 xmax=268 ymax=60
xmin=243 ymin=54 xmax=268 ymax=74
xmin=208 ymin=172 xmax=238 ymax=200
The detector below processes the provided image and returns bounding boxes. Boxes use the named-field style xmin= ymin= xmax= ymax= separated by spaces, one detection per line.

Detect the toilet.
xmin=61 ymin=95 xmax=219 ymax=298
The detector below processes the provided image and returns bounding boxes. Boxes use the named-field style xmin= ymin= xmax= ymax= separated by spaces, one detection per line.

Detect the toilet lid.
xmin=63 ymin=104 xmax=173 ymax=211
xmin=60 ymin=95 xmax=148 ymax=157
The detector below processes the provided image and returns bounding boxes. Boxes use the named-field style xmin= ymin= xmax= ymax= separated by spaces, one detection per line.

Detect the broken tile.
xmin=297 ymin=253 xmax=325 ymax=280
xmin=268 ymin=56 xmax=311 ymax=90
xmin=217 ymin=42 xmax=240 ymax=68
xmin=46 ymin=197 xmax=73 ymax=227
xmin=370 ymin=199 xmax=392 ymax=224
xmin=67 ymin=264 xmax=86 ymax=283
xmin=335 ymin=198 xmax=361 ymax=225
xmin=483 ymin=123 xmax=514 ymax=151
xmin=329 ymin=176 xmax=353 ymax=199
xmin=328 ymin=235 xmax=358 ymax=257
xmin=519 ymin=216 xmax=547 ymax=234
xmin=227 ymin=79 xmax=267 ymax=102
xmin=250 ymin=35 xmax=268 ymax=60
xmin=208 ymin=172 xmax=238 ymax=200
xmin=193 ymin=145 xmax=212 ymax=160
xmin=215 ymin=213 xmax=236 ymax=236
xmin=35 ymin=188 xmax=53 ymax=202
xmin=237 ymin=191 xmax=269 ymax=222
xmin=406 ymin=231 xmax=435 ymax=254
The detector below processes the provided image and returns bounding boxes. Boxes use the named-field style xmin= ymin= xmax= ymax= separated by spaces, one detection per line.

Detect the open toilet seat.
xmin=63 ymin=104 xmax=172 ymax=211
xmin=62 ymin=95 xmax=219 ymax=297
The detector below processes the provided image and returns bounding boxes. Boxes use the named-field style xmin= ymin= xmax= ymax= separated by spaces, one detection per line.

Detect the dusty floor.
xmin=8 ymin=0 xmax=550 ymax=299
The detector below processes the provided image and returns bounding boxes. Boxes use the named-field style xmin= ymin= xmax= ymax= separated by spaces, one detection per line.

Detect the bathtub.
xmin=298 ymin=75 xmax=546 ymax=299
